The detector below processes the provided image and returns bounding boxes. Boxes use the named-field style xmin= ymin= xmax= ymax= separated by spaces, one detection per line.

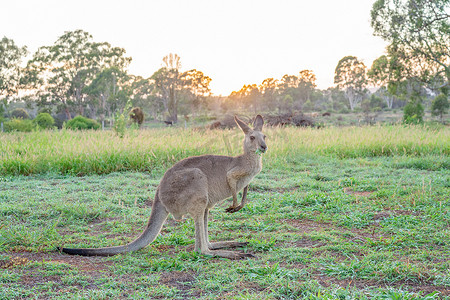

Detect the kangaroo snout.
xmin=260 ymin=144 xmax=267 ymax=153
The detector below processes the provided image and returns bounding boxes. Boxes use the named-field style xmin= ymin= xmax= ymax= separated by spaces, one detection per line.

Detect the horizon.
xmin=1 ymin=0 xmax=387 ymax=96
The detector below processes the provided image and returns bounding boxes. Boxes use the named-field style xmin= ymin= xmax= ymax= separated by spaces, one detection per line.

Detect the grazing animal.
xmin=129 ymin=107 xmax=144 ymax=127
xmin=60 ymin=115 xmax=267 ymax=259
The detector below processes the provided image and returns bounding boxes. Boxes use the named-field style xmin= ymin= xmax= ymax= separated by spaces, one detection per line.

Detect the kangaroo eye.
xmin=250 ymin=136 xmax=255 ymax=140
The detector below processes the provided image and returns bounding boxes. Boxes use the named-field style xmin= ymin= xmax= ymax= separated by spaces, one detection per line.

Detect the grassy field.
xmin=0 ymin=125 xmax=449 ymax=299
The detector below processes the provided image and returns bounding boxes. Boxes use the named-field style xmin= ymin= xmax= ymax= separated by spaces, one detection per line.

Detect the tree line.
xmin=0 ymin=0 xmax=448 ymax=126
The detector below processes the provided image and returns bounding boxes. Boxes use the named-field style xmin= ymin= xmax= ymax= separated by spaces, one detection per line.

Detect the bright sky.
xmin=1 ymin=0 xmax=387 ymax=96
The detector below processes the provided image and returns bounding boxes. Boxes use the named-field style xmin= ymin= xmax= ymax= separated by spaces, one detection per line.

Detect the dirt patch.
xmin=0 ymin=251 xmax=111 ymax=294
xmin=159 ymin=271 xmax=199 ymax=298
xmin=372 ymin=211 xmax=392 ymax=220
xmin=294 ymin=237 xmax=327 ymax=248
xmin=0 ymin=251 xmax=111 ymax=273
xmin=235 ymin=280 xmax=266 ymax=292
xmin=344 ymin=188 xmax=374 ymax=197
xmin=319 ymin=275 xmax=449 ymax=296
xmin=283 ymin=219 xmax=334 ymax=233
xmin=373 ymin=210 xmax=421 ymax=221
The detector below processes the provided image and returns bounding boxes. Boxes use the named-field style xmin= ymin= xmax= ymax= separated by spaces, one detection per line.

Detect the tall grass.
xmin=0 ymin=125 xmax=448 ymax=175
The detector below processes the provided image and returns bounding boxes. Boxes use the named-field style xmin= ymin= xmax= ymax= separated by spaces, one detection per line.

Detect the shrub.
xmin=403 ymin=102 xmax=424 ymax=124
xmin=431 ymin=94 xmax=449 ymax=122
xmin=303 ymin=100 xmax=314 ymax=112
xmin=37 ymin=107 xmax=53 ymax=115
xmin=11 ymin=108 xmax=30 ymax=119
xmin=66 ymin=116 xmax=100 ymax=130
xmin=4 ymin=118 xmax=34 ymax=132
xmin=34 ymin=113 xmax=55 ymax=129
xmin=113 ymin=100 xmax=132 ymax=138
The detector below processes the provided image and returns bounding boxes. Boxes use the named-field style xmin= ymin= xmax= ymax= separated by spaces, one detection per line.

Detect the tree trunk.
xmin=168 ymin=86 xmax=177 ymax=122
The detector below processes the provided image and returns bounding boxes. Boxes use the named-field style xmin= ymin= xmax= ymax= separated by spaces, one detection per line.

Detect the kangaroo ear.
xmin=235 ymin=116 xmax=251 ymax=134
xmin=253 ymin=115 xmax=264 ymax=131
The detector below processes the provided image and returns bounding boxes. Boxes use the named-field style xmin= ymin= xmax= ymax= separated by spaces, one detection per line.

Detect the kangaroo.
xmin=60 ymin=115 xmax=267 ymax=259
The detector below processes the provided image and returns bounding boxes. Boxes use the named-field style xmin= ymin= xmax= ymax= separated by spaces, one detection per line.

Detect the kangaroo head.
xmin=235 ymin=115 xmax=267 ymax=154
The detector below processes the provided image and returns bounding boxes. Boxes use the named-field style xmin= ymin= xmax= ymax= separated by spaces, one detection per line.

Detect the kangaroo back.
xmin=60 ymin=192 xmax=169 ymax=256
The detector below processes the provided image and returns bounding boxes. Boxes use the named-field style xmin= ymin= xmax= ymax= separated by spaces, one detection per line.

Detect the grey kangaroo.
xmin=60 ymin=115 xmax=267 ymax=259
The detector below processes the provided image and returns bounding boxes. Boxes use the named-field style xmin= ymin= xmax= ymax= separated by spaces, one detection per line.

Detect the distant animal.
xmin=164 ymin=120 xmax=173 ymax=126
xmin=322 ymin=112 xmax=331 ymax=117
xmin=129 ymin=107 xmax=144 ymax=127
xmin=209 ymin=121 xmax=222 ymax=130
xmin=59 ymin=115 xmax=267 ymax=259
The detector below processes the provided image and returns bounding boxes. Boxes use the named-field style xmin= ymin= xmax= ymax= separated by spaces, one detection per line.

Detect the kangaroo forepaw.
xmin=225 ymin=205 xmax=243 ymax=213
xmin=225 ymin=206 xmax=237 ymax=213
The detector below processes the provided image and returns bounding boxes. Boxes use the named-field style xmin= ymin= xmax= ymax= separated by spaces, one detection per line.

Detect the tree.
xmin=297 ymin=70 xmax=317 ymax=105
xmin=334 ymin=56 xmax=368 ymax=110
xmin=180 ymin=69 xmax=212 ymax=115
xmin=151 ymin=53 xmax=182 ymax=122
xmin=83 ymin=67 xmax=131 ymax=124
xmin=361 ymin=94 xmax=384 ymax=124
xmin=228 ymin=84 xmax=261 ymax=112
xmin=431 ymin=93 xmax=449 ymax=122
xmin=259 ymin=78 xmax=279 ymax=111
xmin=371 ymin=0 xmax=450 ymax=90
xmin=0 ymin=37 xmax=27 ymax=115
xmin=24 ymin=30 xmax=131 ymax=119
xmin=281 ymin=94 xmax=294 ymax=112
xmin=368 ymin=54 xmax=403 ymax=108
xmin=129 ymin=76 xmax=164 ymax=119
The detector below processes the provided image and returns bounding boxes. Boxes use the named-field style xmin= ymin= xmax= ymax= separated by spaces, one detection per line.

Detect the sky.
xmin=1 ymin=0 xmax=388 ymax=96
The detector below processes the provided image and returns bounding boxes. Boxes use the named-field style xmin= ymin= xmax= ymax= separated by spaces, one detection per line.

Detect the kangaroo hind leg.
xmin=203 ymin=209 xmax=249 ymax=250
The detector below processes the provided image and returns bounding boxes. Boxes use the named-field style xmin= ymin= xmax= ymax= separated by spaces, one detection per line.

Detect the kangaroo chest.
xmin=237 ymin=160 xmax=262 ymax=191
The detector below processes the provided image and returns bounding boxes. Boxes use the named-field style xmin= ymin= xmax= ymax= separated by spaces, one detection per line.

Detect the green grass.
xmin=0 ymin=125 xmax=449 ymax=299
xmin=0 ymin=125 xmax=448 ymax=176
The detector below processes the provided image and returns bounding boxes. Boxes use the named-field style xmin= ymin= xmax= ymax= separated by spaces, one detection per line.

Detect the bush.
xmin=37 ymin=107 xmax=53 ymax=115
xmin=66 ymin=116 xmax=100 ymax=130
xmin=431 ymin=94 xmax=449 ymax=122
xmin=11 ymin=108 xmax=30 ymax=119
xmin=4 ymin=118 xmax=34 ymax=132
xmin=303 ymin=100 xmax=314 ymax=112
xmin=34 ymin=113 xmax=55 ymax=129
xmin=403 ymin=102 xmax=424 ymax=124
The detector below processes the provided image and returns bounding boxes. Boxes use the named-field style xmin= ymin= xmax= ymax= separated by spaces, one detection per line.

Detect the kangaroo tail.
xmin=60 ymin=192 xmax=168 ymax=256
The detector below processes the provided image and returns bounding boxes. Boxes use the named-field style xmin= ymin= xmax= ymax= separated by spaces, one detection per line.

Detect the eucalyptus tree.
xmin=371 ymin=0 xmax=450 ymax=90
xmin=0 ymin=37 xmax=27 ymax=115
xmin=276 ymin=70 xmax=317 ymax=111
xmin=83 ymin=66 xmax=131 ymax=123
xmin=180 ymin=69 xmax=212 ymax=115
xmin=151 ymin=54 xmax=212 ymax=121
xmin=151 ymin=53 xmax=182 ymax=122
xmin=129 ymin=76 xmax=164 ymax=119
xmin=368 ymin=54 xmax=402 ymax=108
xmin=24 ymin=30 xmax=131 ymax=118
xmin=334 ymin=56 xmax=368 ymax=110
xmin=259 ymin=78 xmax=279 ymax=111
xmin=297 ymin=70 xmax=317 ymax=109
